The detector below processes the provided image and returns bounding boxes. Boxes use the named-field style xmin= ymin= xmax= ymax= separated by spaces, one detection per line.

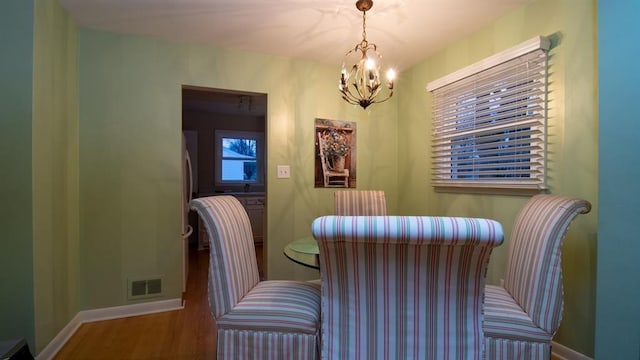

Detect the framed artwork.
xmin=314 ymin=118 xmax=356 ymax=188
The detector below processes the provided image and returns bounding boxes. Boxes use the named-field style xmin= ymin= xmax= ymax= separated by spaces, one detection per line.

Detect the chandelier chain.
xmin=362 ymin=11 xmax=367 ymax=43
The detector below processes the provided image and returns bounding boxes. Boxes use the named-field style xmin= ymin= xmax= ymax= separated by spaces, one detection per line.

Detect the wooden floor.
xmin=54 ymin=248 xmax=218 ymax=360
xmin=53 ymin=244 xmax=563 ymax=360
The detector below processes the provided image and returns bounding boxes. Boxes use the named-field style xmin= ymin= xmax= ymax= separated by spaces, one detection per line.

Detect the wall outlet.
xmin=277 ymin=165 xmax=290 ymax=178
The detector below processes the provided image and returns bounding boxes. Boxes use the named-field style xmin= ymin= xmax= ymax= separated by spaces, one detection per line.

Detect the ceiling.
xmin=58 ymin=0 xmax=533 ymax=72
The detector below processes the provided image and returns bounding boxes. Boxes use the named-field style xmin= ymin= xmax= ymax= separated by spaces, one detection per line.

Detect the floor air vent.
xmin=128 ymin=277 xmax=163 ymax=299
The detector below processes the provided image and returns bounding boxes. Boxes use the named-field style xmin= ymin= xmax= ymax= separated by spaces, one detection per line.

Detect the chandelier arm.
xmin=372 ymin=91 xmax=393 ymax=104
xmin=367 ymin=85 xmax=381 ymax=100
xmin=339 ymin=83 xmax=359 ymax=102
xmin=341 ymin=92 xmax=361 ymax=106
xmin=348 ymin=92 xmax=366 ymax=105
xmin=340 ymin=89 xmax=356 ymax=102
xmin=375 ymin=94 xmax=393 ymax=104
xmin=342 ymin=87 xmax=363 ymax=104
xmin=354 ymin=78 xmax=367 ymax=99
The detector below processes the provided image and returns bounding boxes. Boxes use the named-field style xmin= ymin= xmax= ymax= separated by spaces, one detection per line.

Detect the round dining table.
xmin=283 ymin=236 xmax=320 ymax=269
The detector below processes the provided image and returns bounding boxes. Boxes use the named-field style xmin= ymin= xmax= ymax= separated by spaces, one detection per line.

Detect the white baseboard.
xmin=77 ymin=298 xmax=183 ymax=323
xmin=552 ymin=341 xmax=593 ymax=360
xmin=36 ymin=298 xmax=183 ymax=360
xmin=35 ymin=313 xmax=84 ymax=360
xmin=35 ymin=304 xmax=586 ymax=360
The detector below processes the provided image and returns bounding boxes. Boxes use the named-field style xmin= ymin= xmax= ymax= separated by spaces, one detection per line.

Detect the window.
xmin=427 ymin=37 xmax=550 ymax=193
xmin=215 ymin=130 xmax=264 ymax=185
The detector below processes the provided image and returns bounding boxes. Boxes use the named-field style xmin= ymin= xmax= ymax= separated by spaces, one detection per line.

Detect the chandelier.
xmin=339 ymin=0 xmax=395 ymax=109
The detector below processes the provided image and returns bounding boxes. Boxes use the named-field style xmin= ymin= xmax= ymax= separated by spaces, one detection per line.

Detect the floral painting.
xmin=315 ymin=118 xmax=356 ymax=188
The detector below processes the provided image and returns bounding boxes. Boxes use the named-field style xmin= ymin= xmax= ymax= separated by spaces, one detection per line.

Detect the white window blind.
xmin=427 ymin=39 xmax=549 ymax=192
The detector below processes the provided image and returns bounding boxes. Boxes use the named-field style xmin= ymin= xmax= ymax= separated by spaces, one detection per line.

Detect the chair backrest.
xmin=190 ymin=196 xmax=260 ymax=318
xmin=312 ymin=215 xmax=504 ymax=360
xmin=334 ymin=190 xmax=387 ymax=215
xmin=503 ymin=194 xmax=591 ymax=334
xmin=317 ymin=132 xmax=331 ymax=173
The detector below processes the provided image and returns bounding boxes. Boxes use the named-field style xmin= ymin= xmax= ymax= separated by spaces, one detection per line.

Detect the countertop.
xmin=197 ymin=192 xmax=265 ymax=197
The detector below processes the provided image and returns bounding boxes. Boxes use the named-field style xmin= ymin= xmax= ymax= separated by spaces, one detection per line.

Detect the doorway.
xmin=181 ymin=86 xmax=268 ymax=283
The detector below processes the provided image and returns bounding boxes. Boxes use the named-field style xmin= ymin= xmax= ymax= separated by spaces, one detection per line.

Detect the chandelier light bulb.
xmin=386 ymin=68 xmax=396 ymax=81
xmin=365 ymin=57 xmax=376 ymax=70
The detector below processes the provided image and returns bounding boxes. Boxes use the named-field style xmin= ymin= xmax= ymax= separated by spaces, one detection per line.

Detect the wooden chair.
xmin=317 ymin=132 xmax=349 ymax=187
xmin=191 ymin=196 xmax=321 ymax=359
xmin=313 ymin=215 xmax=504 ymax=360
xmin=334 ymin=190 xmax=387 ymax=215
xmin=483 ymin=194 xmax=592 ymax=359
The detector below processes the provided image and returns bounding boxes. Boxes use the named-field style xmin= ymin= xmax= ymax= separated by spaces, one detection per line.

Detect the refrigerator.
xmin=180 ymin=132 xmax=194 ymax=294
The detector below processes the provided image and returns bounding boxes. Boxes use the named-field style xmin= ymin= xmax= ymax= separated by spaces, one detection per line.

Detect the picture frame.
xmin=314 ymin=118 xmax=356 ymax=188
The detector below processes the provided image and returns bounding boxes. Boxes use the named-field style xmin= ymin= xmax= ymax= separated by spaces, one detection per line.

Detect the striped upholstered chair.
xmin=334 ymin=190 xmax=387 ymax=215
xmin=191 ymin=196 xmax=321 ymax=359
xmin=483 ymin=195 xmax=591 ymax=359
xmin=312 ymin=215 xmax=504 ymax=360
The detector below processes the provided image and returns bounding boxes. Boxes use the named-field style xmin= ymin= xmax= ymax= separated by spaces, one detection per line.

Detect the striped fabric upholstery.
xmin=217 ymin=327 xmax=319 ymax=359
xmin=312 ymin=215 xmax=504 ymax=360
xmin=484 ymin=286 xmax=548 ymax=343
xmin=483 ymin=195 xmax=591 ymax=359
xmin=334 ymin=190 xmax=387 ymax=215
xmin=191 ymin=196 xmax=261 ymax=318
xmin=191 ymin=196 xmax=321 ymax=360
xmin=216 ymin=280 xmax=320 ymax=334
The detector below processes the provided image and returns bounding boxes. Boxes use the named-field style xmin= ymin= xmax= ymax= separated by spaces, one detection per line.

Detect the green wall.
xmin=0 ymin=0 xmax=78 ymax=353
xmin=0 ymin=0 xmax=36 ymax=349
xmin=398 ymin=0 xmax=598 ymax=356
xmin=596 ymin=1 xmax=640 ymax=358
xmin=32 ymin=0 xmax=79 ymax=353
xmin=1 ymin=0 xmax=608 ymax=357
xmin=76 ymin=29 xmax=398 ymax=308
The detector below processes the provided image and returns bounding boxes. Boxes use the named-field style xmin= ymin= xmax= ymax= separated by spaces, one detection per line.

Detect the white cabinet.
xmin=198 ymin=195 xmax=265 ymax=250
xmin=242 ymin=196 xmax=265 ymax=245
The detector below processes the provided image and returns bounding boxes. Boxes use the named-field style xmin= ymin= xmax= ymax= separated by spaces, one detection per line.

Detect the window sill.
xmin=433 ymin=185 xmax=547 ymax=196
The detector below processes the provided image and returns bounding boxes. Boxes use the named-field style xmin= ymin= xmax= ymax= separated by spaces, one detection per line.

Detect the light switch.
xmin=277 ymin=165 xmax=290 ymax=178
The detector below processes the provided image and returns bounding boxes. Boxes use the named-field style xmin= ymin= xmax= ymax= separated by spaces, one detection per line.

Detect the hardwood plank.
xmin=53 ymin=245 xmax=567 ymax=359
xmin=54 ymin=248 xmax=217 ymax=360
